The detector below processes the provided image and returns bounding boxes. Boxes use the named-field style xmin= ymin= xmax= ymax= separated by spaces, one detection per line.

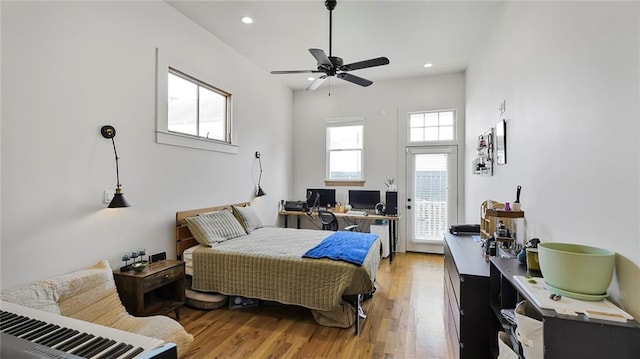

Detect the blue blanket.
xmin=302 ymin=231 xmax=379 ymax=266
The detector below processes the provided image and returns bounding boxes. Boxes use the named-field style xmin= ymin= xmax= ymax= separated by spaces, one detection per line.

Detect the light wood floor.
xmin=179 ymin=252 xmax=454 ymax=358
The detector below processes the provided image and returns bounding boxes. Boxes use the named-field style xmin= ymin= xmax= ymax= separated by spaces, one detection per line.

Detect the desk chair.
xmin=318 ymin=210 xmax=359 ymax=231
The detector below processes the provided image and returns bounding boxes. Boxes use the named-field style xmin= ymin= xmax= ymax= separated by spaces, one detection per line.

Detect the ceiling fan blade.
xmin=340 ymin=57 xmax=390 ymax=71
xmin=337 ymin=73 xmax=373 ymax=87
xmin=307 ymin=75 xmax=328 ymax=91
xmin=271 ymin=70 xmax=319 ymax=74
xmin=309 ymin=48 xmax=332 ymax=67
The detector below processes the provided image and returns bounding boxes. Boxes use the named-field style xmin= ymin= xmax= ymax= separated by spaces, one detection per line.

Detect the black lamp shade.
xmin=256 ymin=185 xmax=266 ymax=197
xmin=108 ymin=189 xmax=131 ymax=208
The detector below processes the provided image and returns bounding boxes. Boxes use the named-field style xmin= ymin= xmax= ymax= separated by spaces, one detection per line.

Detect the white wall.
xmin=0 ymin=1 xmax=293 ymax=289
xmin=465 ymin=2 xmax=640 ymax=317
xmin=0 ymin=2 xmax=3 ymax=281
xmin=292 ymin=73 xmax=465 ymax=250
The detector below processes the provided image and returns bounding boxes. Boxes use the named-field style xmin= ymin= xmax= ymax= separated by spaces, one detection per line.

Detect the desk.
xmin=278 ymin=210 xmax=401 ymax=263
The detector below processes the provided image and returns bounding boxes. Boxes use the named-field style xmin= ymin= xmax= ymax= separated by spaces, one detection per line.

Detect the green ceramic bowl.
xmin=131 ymin=261 xmax=148 ymax=272
xmin=538 ymin=242 xmax=615 ymax=295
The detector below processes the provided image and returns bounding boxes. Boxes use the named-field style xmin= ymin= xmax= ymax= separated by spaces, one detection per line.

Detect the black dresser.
xmin=443 ymin=233 xmax=491 ymax=358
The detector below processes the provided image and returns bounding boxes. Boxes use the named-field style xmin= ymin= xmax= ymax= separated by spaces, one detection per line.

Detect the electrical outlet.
xmin=499 ymin=100 xmax=506 ymax=115
xmin=104 ymin=190 xmax=113 ymax=204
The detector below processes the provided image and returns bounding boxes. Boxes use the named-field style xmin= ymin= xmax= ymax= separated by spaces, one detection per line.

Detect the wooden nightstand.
xmin=113 ymin=260 xmax=185 ymax=320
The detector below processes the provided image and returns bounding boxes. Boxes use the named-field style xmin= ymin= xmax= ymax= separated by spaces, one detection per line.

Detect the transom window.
xmin=409 ymin=110 xmax=455 ymax=142
xmin=168 ymin=68 xmax=231 ymax=143
xmin=326 ymin=118 xmax=364 ymax=181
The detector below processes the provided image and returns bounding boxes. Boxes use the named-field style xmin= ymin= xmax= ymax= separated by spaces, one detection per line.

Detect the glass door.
xmin=406 ymin=146 xmax=458 ymax=253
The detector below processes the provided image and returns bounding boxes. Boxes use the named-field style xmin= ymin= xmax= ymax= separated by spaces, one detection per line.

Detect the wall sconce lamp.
xmin=101 ymin=125 xmax=131 ymax=208
xmin=255 ymin=151 xmax=266 ymax=197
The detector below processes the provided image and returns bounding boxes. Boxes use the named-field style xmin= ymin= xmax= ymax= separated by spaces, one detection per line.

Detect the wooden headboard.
xmin=175 ymin=202 xmax=250 ymax=259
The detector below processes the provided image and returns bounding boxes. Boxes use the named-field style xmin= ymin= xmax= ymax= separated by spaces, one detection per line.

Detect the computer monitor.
xmin=306 ymin=188 xmax=336 ymax=208
xmin=348 ymin=190 xmax=381 ymax=210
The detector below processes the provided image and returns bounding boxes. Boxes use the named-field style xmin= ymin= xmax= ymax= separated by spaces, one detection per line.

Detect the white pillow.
xmin=232 ymin=205 xmax=263 ymax=233
xmin=185 ymin=210 xmax=247 ymax=246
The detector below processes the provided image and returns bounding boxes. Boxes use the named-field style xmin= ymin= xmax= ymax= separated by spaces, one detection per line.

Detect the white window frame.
xmin=155 ymin=48 xmax=237 ymax=154
xmin=326 ymin=117 xmax=365 ymax=181
xmin=408 ymin=110 xmax=456 ymax=143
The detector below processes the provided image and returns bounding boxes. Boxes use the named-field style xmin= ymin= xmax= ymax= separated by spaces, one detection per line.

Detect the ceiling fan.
xmin=270 ymin=0 xmax=390 ymax=91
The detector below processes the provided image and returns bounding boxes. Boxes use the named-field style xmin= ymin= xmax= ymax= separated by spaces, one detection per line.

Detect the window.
xmin=155 ymin=47 xmax=237 ymax=154
xmin=409 ymin=110 xmax=455 ymax=142
xmin=168 ymin=68 xmax=230 ymax=143
xmin=326 ymin=118 xmax=364 ymax=181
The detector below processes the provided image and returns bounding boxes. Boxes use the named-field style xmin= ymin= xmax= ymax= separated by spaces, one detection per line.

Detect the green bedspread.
xmin=191 ymin=227 xmax=381 ymax=311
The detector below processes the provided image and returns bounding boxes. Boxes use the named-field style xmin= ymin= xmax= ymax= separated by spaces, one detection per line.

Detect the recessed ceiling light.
xmin=308 ymin=77 xmax=315 ymax=81
xmin=424 ymin=63 xmax=433 ymax=68
xmin=241 ymin=16 xmax=253 ymax=24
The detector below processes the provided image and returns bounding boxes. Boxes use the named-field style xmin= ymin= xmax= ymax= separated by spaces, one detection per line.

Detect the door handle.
xmin=407 ymin=198 xmax=411 ymax=210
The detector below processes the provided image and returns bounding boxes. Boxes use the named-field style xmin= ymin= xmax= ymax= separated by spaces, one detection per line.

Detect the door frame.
xmin=405 ymin=145 xmax=459 ymax=254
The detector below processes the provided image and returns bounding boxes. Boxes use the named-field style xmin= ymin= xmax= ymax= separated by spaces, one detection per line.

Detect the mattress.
xmin=189 ymin=227 xmax=381 ymax=311
xmin=184 ymin=246 xmax=195 ymax=276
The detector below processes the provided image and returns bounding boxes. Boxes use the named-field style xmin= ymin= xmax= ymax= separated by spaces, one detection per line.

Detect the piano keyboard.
xmin=0 ymin=301 xmax=176 ymax=359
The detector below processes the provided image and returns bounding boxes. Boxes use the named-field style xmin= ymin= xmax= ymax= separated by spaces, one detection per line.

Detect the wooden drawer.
xmin=143 ymin=265 xmax=183 ymax=292
xmin=444 ymin=242 xmax=461 ymax=307
xmin=114 ymin=260 xmax=185 ymax=318
xmin=444 ymin=286 xmax=461 ymax=359
xmin=444 ymin=274 xmax=461 ymax=339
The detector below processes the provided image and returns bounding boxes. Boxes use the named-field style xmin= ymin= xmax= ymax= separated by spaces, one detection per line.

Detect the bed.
xmin=175 ymin=203 xmax=381 ymax=334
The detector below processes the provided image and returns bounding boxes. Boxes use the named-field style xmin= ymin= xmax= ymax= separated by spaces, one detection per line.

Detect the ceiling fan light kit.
xmin=270 ymin=0 xmax=389 ymax=91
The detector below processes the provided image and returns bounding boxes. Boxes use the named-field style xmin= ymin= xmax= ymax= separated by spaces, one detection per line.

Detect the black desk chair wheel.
xmin=318 ymin=210 xmax=359 ymax=231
